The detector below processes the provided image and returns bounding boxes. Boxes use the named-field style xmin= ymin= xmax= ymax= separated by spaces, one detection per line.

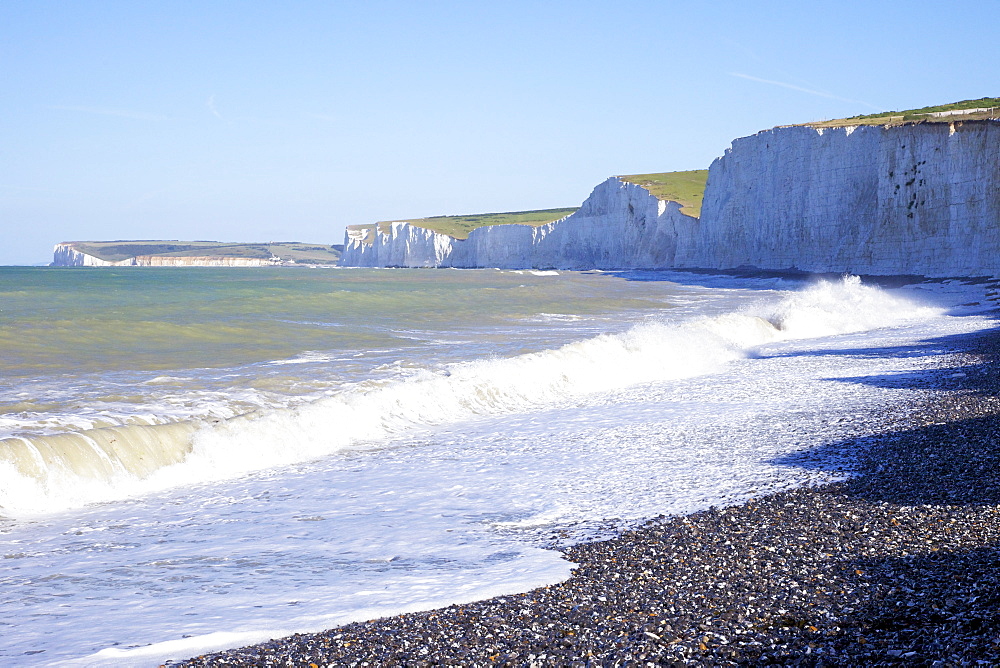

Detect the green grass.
xmin=266 ymin=243 xmax=342 ymax=264
xmin=69 ymin=241 xmax=341 ymax=264
xmin=400 ymin=208 xmax=579 ymax=239
xmin=808 ymin=97 xmax=1000 ymax=128
xmin=617 ymin=170 xmax=709 ymax=218
xmin=350 ymin=208 xmax=579 ymax=242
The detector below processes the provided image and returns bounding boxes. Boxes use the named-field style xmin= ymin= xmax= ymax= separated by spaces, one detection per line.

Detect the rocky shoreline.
xmin=174 ymin=328 xmax=1000 ymax=667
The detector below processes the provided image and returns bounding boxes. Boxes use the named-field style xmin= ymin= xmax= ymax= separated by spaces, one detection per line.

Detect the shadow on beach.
xmin=743 ymin=326 xmax=1000 ymax=663
xmin=776 ymin=327 xmax=1000 ymax=507
xmin=175 ymin=326 xmax=1000 ymax=666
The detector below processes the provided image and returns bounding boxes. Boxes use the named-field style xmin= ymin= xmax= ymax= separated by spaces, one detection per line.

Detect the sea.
xmin=0 ymin=265 xmax=994 ymax=666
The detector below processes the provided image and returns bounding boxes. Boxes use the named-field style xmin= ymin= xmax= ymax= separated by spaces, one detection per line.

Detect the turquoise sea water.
xmin=0 ymin=266 xmax=992 ymax=665
xmin=2 ymin=266 xmax=672 ymax=374
xmin=0 ymin=266 xmax=690 ymax=438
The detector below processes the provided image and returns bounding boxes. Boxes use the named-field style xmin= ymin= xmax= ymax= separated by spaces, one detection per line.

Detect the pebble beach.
xmin=174 ymin=327 xmax=1000 ymax=667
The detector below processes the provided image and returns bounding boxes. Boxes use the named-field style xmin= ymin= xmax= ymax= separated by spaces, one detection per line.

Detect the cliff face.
xmin=340 ymin=219 xmax=549 ymax=269
xmin=533 ymin=179 xmax=699 ymax=270
xmin=695 ymin=121 xmax=1000 ymax=275
xmin=52 ymin=243 xmax=117 ymax=266
xmin=340 ymin=179 xmax=699 ymax=270
xmin=51 ymin=243 xmax=280 ymax=267
xmin=343 ymin=119 xmax=1000 ymax=277
xmin=339 ymin=223 xmax=454 ymax=267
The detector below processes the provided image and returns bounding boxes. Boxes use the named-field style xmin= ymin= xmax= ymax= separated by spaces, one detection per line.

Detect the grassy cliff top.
xmin=349 ymin=207 xmax=579 ymax=242
xmin=345 ymin=170 xmax=710 ymax=246
xmin=617 ymin=170 xmax=709 ymax=218
xmin=66 ymin=240 xmax=341 ymax=264
xmin=804 ymin=97 xmax=1000 ymax=128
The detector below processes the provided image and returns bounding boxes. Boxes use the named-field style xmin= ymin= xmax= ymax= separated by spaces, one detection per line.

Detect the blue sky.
xmin=2 ymin=1 xmax=998 ymax=265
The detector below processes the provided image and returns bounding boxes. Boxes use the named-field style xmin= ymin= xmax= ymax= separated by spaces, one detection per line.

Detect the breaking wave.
xmin=0 ymin=276 xmax=939 ymax=515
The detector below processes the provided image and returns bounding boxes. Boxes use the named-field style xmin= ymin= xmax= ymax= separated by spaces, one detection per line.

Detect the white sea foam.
xmin=65 ymin=557 xmax=572 ymax=667
xmin=0 ymin=274 xmax=992 ymax=665
xmin=0 ymin=277 xmax=943 ymax=516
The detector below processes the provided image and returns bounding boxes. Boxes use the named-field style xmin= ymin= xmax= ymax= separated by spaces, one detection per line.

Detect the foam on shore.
xmin=0 ymin=277 xmax=940 ymax=516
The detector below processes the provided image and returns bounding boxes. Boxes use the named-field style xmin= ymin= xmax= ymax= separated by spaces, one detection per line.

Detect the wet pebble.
xmin=171 ymin=330 xmax=1000 ymax=667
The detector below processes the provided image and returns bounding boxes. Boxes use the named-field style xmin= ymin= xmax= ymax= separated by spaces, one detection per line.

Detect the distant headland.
xmin=52 ymin=241 xmax=342 ymax=267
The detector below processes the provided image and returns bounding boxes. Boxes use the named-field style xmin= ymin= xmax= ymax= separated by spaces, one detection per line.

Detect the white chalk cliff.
xmin=52 ymin=243 xmax=117 ymax=266
xmin=339 ymin=180 xmax=699 ymax=270
xmin=694 ymin=121 xmax=1000 ymax=275
xmin=532 ymin=180 xmax=699 ymax=270
xmin=51 ymin=243 xmax=282 ymax=267
xmin=341 ymin=119 xmax=1000 ymax=277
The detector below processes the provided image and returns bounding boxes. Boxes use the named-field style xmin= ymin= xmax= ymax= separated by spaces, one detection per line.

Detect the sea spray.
xmin=762 ymin=274 xmax=934 ymax=338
